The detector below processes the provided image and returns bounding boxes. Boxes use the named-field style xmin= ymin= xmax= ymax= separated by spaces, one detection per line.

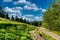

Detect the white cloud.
xmin=39 ymin=16 xmax=43 ymax=21
xmin=10 ymin=14 xmax=16 ymax=16
xmin=14 ymin=0 xmax=39 ymax=11
xmin=4 ymin=7 xmax=22 ymax=18
xmin=12 ymin=7 xmax=23 ymax=10
xmin=35 ymin=16 xmax=39 ymax=19
xmin=24 ymin=4 xmax=39 ymax=11
xmin=35 ymin=16 xmax=43 ymax=21
xmin=24 ymin=15 xmax=34 ymax=17
xmin=24 ymin=5 xmax=47 ymax=12
xmin=42 ymin=9 xmax=46 ymax=12
xmin=3 ymin=0 xmax=12 ymax=2
xmin=13 ymin=0 xmax=46 ymax=12
xmin=4 ymin=7 xmax=22 ymax=14
xmin=14 ymin=0 xmax=27 ymax=5
xmin=39 ymin=8 xmax=46 ymax=12
xmin=21 ymin=14 xmax=34 ymax=21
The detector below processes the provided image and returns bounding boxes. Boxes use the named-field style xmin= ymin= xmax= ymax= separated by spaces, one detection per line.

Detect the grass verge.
xmin=53 ymin=31 xmax=60 ymax=36
xmin=40 ymin=32 xmax=56 ymax=40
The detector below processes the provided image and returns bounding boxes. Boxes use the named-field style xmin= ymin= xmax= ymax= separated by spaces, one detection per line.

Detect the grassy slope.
xmin=0 ymin=17 xmax=36 ymax=40
xmin=0 ymin=17 xmax=58 ymax=40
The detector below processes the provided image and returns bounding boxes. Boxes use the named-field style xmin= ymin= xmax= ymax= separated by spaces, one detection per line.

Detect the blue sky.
xmin=0 ymin=0 xmax=54 ymax=21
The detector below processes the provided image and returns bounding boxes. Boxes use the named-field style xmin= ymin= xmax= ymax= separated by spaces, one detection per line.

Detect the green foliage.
xmin=42 ymin=21 xmax=48 ymax=28
xmin=42 ymin=3 xmax=60 ymax=31
xmin=53 ymin=31 xmax=60 ymax=36
xmin=0 ymin=19 xmax=36 ymax=40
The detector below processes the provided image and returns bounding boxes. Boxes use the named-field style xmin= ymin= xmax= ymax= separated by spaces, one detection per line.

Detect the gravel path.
xmin=39 ymin=27 xmax=60 ymax=40
xmin=29 ymin=30 xmax=44 ymax=40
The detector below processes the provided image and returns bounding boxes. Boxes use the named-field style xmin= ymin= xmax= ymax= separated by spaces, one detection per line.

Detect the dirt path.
xmin=29 ymin=30 xmax=44 ymax=40
xmin=38 ymin=27 xmax=60 ymax=40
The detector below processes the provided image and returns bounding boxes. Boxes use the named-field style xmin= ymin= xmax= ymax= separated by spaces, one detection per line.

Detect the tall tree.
xmin=6 ymin=13 xmax=9 ymax=19
xmin=11 ymin=15 xmax=14 ymax=21
xmin=42 ymin=3 xmax=60 ymax=31
xmin=19 ymin=18 xmax=23 ymax=22
xmin=15 ymin=16 xmax=19 ymax=21
xmin=23 ymin=19 xmax=26 ymax=23
xmin=0 ymin=6 xmax=5 ymax=18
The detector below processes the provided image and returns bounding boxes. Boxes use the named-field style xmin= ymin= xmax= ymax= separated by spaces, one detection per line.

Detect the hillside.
xmin=0 ymin=17 xmax=36 ymax=40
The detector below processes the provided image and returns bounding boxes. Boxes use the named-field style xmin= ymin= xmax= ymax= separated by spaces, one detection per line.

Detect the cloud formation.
xmin=24 ymin=4 xmax=39 ymax=11
xmin=3 ymin=0 xmax=12 ymax=2
xmin=4 ymin=7 xmax=22 ymax=14
xmin=14 ymin=0 xmax=30 ymax=5
xmin=35 ymin=16 xmax=43 ymax=21
xmin=13 ymin=0 xmax=46 ymax=12
xmin=3 ymin=0 xmax=47 ymax=21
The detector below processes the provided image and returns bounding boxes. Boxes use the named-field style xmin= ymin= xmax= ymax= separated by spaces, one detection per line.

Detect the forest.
xmin=42 ymin=1 xmax=60 ymax=31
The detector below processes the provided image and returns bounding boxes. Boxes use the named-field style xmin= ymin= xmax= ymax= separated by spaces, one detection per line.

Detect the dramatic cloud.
xmin=3 ymin=0 xmax=12 ymax=2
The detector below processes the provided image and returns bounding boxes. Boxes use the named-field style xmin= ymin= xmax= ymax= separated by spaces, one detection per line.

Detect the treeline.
xmin=0 ymin=6 xmax=42 ymax=26
xmin=42 ymin=2 xmax=60 ymax=31
xmin=6 ymin=14 xmax=42 ymax=26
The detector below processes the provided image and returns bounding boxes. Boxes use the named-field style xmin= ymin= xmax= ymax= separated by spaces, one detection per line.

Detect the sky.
xmin=0 ymin=0 xmax=54 ymax=21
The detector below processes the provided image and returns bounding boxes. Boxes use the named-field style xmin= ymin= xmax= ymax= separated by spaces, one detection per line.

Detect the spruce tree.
xmin=15 ymin=16 xmax=19 ymax=21
xmin=42 ymin=2 xmax=60 ymax=31
xmin=0 ymin=6 xmax=5 ymax=18
xmin=6 ymin=13 xmax=9 ymax=19
xmin=11 ymin=15 xmax=14 ymax=21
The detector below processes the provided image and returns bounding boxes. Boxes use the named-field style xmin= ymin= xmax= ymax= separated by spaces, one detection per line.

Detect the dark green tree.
xmin=0 ymin=6 xmax=5 ymax=18
xmin=15 ymin=16 xmax=19 ymax=21
xmin=11 ymin=15 xmax=14 ymax=21
xmin=23 ymin=19 xmax=26 ymax=23
xmin=19 ymin=18 xmax=23 ymax=22
xmin=6 ymin=13 xmax=9 ymax=19
xmin=42 ymin=3 xmax=60 ymax=31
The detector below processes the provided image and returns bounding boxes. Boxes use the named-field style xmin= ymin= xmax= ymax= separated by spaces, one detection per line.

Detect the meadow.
xmin=0 ymin=18 xmax=36 ymax=40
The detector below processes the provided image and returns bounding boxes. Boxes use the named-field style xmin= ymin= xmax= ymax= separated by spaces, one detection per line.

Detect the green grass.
xmin=0 ymin=18 xmax=36 ymax=40
xmin=53 ymin=31 xmax=60 ymax=36
xmin=40 ymin=32 xmax=55 ymax=40
xmin=42 ymin=26 xmax=60 ymax=36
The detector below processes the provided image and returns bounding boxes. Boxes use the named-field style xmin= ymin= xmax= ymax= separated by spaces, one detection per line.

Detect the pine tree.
xmin=6 ymin=13 xmax=9 ymax=19
xmin=19 ymin=18 xmax=23 ymax=22
xmin=42 ymin=3 xmax=60 ymax=31
xmin=23 ymin=19 xmax=26 ymax=23
xmin=11 ymin=16 xmax=14 ymax=21
xmin=0 ymin=6 xmax=5 ymax=18
xmin=15 ymin=16 xmax=19 ymax=21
